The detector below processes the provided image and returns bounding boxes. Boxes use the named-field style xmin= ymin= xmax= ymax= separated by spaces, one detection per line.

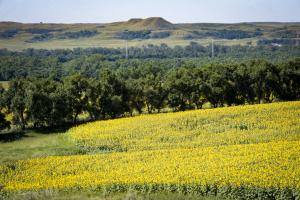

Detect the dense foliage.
xmin=1 ymin=42 xmax=299 ymax=61
xmin=0 ymin=58 xmax=299 ymax=130
xmin=0 ymin=43 xmax=300 ymax=80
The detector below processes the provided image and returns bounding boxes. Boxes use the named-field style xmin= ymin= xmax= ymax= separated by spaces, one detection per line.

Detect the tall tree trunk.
xmin=146 ymin=103 xmax=152 ymax=114
xmin=19 ymin=112 xmax=25 ymax=130
xmin=73 ymin=112 xmax=79 ymax=124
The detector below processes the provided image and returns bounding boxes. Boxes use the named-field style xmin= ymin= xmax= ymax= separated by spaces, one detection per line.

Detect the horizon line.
xmin=1 ymin=18 xmax=300 ymax=25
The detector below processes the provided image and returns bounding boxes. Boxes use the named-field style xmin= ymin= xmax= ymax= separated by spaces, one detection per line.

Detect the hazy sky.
xmin=0 ymin=0 xmax=299 ymax=23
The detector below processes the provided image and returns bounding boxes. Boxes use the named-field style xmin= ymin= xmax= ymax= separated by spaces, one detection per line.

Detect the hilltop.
xmin=131 ymin=17 xmax=174 ymax=29
xmin=114 ymin=17 xmax=174 ymax=30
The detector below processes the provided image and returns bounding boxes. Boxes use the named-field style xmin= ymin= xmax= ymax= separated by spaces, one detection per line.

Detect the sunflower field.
xmin=1 ymin=101 xmax=300 ymax=199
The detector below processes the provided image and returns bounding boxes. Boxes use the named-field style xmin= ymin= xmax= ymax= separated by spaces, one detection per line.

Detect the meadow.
xmin=0 ymin=37 xmax=258 ymax=51
xmin=0 ymin=101 xmax=300 ymax=199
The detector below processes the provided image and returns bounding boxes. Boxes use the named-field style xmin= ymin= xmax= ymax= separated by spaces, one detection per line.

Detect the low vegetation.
xmin=117 ymin=30 xmax=171 ymax=40
xmin=0 ymin=29 xmax=19 ymax=39
xmin=258 ymin=38 xmax=298 ymax=45
xmin=25 ymin=28 xmax=63 ymax=34
xmin=0 ymin=131 xmax=78 ymax=164
xmin=26 ymin=33 xmax=54 ymax=43
xmin=185 ymin=29 xmax=262 ymax=40
xmin=117 ymin=30 xmax=152 ymax=40
xmin=58 ymin=30 xmax=99 ymax=39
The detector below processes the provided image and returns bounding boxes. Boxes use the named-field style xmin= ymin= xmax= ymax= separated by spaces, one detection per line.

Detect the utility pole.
xmin=125 ymin=40 xmax=128 ymax=59
xmin=211 ymin=39 xmax=214 ymax=58
xmin=297 ymin=32 xmax=299 ymax=46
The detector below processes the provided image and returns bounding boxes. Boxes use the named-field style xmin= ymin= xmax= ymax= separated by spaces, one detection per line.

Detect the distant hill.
xmin=110 ymin=17 xmax=174 ymax=30
xmin=0 ymin=17 xmax=299 ymax=50
xmin=136 ymin=17 xmax=174 ymax=29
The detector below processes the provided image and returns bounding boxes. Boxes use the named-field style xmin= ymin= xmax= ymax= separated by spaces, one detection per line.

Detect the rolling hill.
xmin=111 ymin=17 xmax=174 ymax=30
xmin=0 ymin=17 xmax=299 ymax=50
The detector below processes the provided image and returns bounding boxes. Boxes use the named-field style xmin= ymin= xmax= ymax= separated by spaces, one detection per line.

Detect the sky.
xmin=0 ymin=0 xmax=300 ymax=23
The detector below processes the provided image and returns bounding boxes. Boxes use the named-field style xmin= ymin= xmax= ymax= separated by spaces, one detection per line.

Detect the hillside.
xmin=1 ymin=101 xmax=300 ymax=199
xmin=136 ymin=17 xmax=174 ymax=29
xmin=111 ymin=17 xmax=174 ymax=30
xmin=0 ymin=18 xmax=299 ymax=50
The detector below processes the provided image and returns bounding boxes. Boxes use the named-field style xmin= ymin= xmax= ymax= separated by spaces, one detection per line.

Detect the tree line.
xmin=184 ymin=29 xmax=262 ymax=40
xmin=0 ymin=58 xmax=299 ymax=131
xmin=1 ymin=44 xmax=300 ymax=81
xmin=1 ymin=41 xmax=299 ymax=61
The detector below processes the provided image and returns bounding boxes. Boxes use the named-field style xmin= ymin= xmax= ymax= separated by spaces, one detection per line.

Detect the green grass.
xmin=0 ymin=36 xmax=259 ymax=51
xmin=0 ymin=130 xmax=79 ymax=164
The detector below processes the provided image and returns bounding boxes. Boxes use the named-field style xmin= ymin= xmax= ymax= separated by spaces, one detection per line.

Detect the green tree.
xmin=4 ymin=79 xmax=28 ymax=130
xmin=203 ymin=67 xmax=225 ymax=108
xmin=0 ymin=111 xmax=10 ymax=131
xmin=26 ymin=79 xmax=57 ymax=127
xmin=99 ymin=69 xmax=129 ymax=119
xmin=126 ymin=79 xmax=145 ymax=114
xmin=63 ymin=74 xmax=89 ymax=124
xmin=166 ymin=67 xmax=195 ymax=111
xmin=0 ymin=84 xmax=10 ymax=131
xmin=86 ymin=79 xmax=103 ymax=120
xmin=277 ymin=58 xmax=300 ymax=100
xmin=250 ymin=60 xmax=280 ymax=103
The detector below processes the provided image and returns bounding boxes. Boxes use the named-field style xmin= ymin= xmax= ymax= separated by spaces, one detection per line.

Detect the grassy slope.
xmin=0 ymin=37 xmax=259 ymax=51
xmin=0 ymin=20 xmax=299 ymax=50
xmin=0 ymin=131 xmax=78 ymax=164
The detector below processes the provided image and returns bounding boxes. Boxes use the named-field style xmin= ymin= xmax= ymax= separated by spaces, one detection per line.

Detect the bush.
xmin=26 ymin=33 xmax=53 ymax=43
xmin=25 ymin=28 xmax=62 ymax=34
xmin=151 ymin=31 xmax=171 ymax=39
xmin=117 ymin=30 xmax=151 ymax=40
xmin=59 ymin=30 xmax=98 ymax=39
xmin=185 ymin=30 xmax=262 ymax=40
xmin=0 ymin=29 xmax=19 ymax=39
